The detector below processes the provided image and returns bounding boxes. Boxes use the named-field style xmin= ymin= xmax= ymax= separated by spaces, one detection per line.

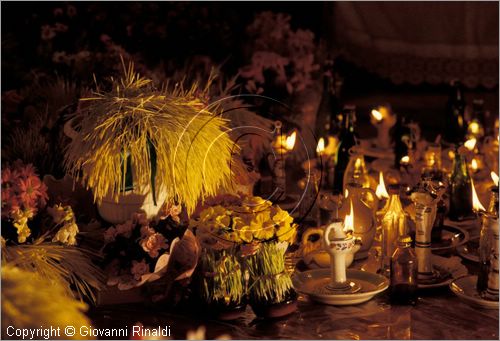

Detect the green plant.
xmin=245 ymin=241 xmax=294 ymax=304
xmin=64 ymin=59 xmax=236 ymax=214
xmin=199 ymin=248 xmax=244 ymax=305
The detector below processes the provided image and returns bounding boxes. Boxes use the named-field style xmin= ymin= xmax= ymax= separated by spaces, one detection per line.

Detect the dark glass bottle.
xmin=393 ymin=115 xmax=412 ymax=169
xmin=315 ymin=68 xmax=341 ymax=140
xmin=333 ymin=105 xmax=357 ymax=192
xmin=477 ymin=215 xmax=495 ymax=292
xmin=390 ymin=235 xmax=418 ymax=305
xmin=444 ymin=80 xmax=466 ymax=145
xmin=448 ymin=150 xmax=474 ymax=221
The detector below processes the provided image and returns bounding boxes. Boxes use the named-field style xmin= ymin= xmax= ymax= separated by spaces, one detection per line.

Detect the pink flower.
xmin=140 ymin=225 xmax=155 ymax=238
xmin=17 ymin=163 xmax=37 ymax=179
xmin=115 ymin=220 xmax=134 ymax=238
xmin=2 ymin=168 xmax=15 ymax=185
xmin=130 ymin=259 xmax=149 ymax=281
xmin=140 ymin=232 xmax=168 ymax=258
xmin=41 ymin=25 xmax=56 ymax=41
xmin=17 ymin=177 xmax=43 ymax=207
xmin=158 ymin=202 xmax=182 ymax=223
xmin=104 ymin=227 xmax=118 ymax=243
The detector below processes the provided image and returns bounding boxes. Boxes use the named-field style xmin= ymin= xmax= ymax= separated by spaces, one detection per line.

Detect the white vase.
xmin=64 ymin=118 xmax=167 ymax=224
xmin=97 ymin=185 xmax=168 ymax=224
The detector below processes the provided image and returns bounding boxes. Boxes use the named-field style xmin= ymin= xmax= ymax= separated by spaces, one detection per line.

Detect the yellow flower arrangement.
xmin=190 ymin=195 xmax=298 ymax=249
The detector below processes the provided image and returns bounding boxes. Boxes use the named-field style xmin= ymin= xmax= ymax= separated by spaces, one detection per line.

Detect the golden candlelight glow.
xmin=471 ymin=178 xmax=486 ymax=212
xmin=316 ymin=137 xmax=325 ymax=154
xmin=469 ymin=122 xmax=480 ymax=135
xmin=448 ymin=150 xmax=455 ymax=160
xmin=400 ymin=155 xmax=410 ymax=165
xmin=464 ymin=138 xmax=477 ymax=151
xmin=354 ymin=157 xmax=362 ymax=169
xmin=491 ymin=171 xmax=499 ymax=186
xmin=343 ymin=199 xmax=354 ymax=233
xmin=376 ymin=172 xmax=389 ymax=200
xmin=371 ymin=109 xmax=383 ymax=122
xmin=471 ymin=158 xmax=478 ymax=171
xmin=285 ymin=131 xmax=296 ymax=151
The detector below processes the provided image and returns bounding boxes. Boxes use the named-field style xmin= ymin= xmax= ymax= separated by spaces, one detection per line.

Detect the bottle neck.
xmin=343 ymin=112 xmax=355 ymax=132
xmin=453 ymin=153 xmax=469 ymax=177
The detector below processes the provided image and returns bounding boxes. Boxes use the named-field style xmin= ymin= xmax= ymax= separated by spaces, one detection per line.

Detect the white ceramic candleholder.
xmin=323 ymin=221 xmax=361 ymax=293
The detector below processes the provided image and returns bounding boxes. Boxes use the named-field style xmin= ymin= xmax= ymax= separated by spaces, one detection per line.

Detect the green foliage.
xmin=199 ymin=248 xmax=244 ymax=305
xmin=245 ymin=242 xmax=293 ymax=304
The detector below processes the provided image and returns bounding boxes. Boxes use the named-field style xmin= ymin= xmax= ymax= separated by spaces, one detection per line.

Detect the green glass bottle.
xmin=333 ymin=105 xmax=357 ymax=193
xmin=448 ymin=150 xmax=473 ymax=221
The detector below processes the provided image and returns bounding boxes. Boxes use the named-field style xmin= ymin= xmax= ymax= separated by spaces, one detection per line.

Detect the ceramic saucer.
xmin=292 ymin=269 xmax=389 ymax=305
xmin=450 ymin=275 xmax=499 ymax=309
xmin=417 ymin=255 xmax=468 ymax=289
xmin=456 ymin=237 xmax=480 ymax=263
xmin=431 ymin=225 xmax=469 ymax=254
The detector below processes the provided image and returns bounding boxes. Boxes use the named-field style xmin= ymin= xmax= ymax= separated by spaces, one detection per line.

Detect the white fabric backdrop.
xmin=331 ymin=2 xmax=499 ymax=88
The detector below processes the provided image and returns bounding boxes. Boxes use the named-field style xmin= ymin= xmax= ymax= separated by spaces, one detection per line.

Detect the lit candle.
xmin=370 ymin=106 xmax=395 ymax=149
xmin=371 ymin=109 xmax=384 ymax=122
xmin=471 ymin=158 xmax=479 ymax=173
xmin=376 ymin=171 xmax=389 ymax=200
xmin=285 ymin=131 xmax=296 ymax=152
xmin=472 ymin=178 xmax=486 ymax=213
xmin=491 ymin=171 xmax=499 ymax=186
xmin=343 ymin=199 xmax=354 ymax=234
xmin=316 ymin=137 xmax=325 ymax=156
xmin=464 ymin=138 xmax=477 ymax=152
xmin=270 ymin=122 xmax=295 ymax=201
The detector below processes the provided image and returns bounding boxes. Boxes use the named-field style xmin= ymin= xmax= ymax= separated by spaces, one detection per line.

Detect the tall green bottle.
xmin=333 ymin=105 xmax=357 ymax=193
xmin=448 ymin=150 xmax=474 ymax=221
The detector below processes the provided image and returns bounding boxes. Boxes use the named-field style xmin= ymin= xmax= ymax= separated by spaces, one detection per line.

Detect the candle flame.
xmin=471 ymin=158 xmax=478 ymax=171
xmin=376 ymin=172 xmax=389 ymax=199
xmin=343 ymin=199 xmax=354 ymax=233
xmin=285 ymin=131 xmax=296 ymax=151
xmin=491 ymin=171 xmax=499 ymax=186
xmin=371 ymin=109 xmax=383 ymax=122
xmin=354 ymin=157 xmax=362 ymax=169
xmin=400 ymin=155 xmax=410 ymax=164
xmin=464 ymin=138 xmax=477 ymax=151
xmin=471 ymin=178 xmax=486 ymax=212
xmin=469 ymin=122 xmax=480 ymax=135
xmin=316 ymin=137 xmax=325 ymax=154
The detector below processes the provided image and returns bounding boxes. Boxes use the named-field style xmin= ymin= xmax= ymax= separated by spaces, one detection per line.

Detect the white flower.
xmin=52 ymin=222 xmax=79 ymax=245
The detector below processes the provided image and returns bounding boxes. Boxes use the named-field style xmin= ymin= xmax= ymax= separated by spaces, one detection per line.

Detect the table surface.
xmin=90 ymin=246 xmax=499 ymax=340
xmin=91 ymin=287 xmax=498 ymax=340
